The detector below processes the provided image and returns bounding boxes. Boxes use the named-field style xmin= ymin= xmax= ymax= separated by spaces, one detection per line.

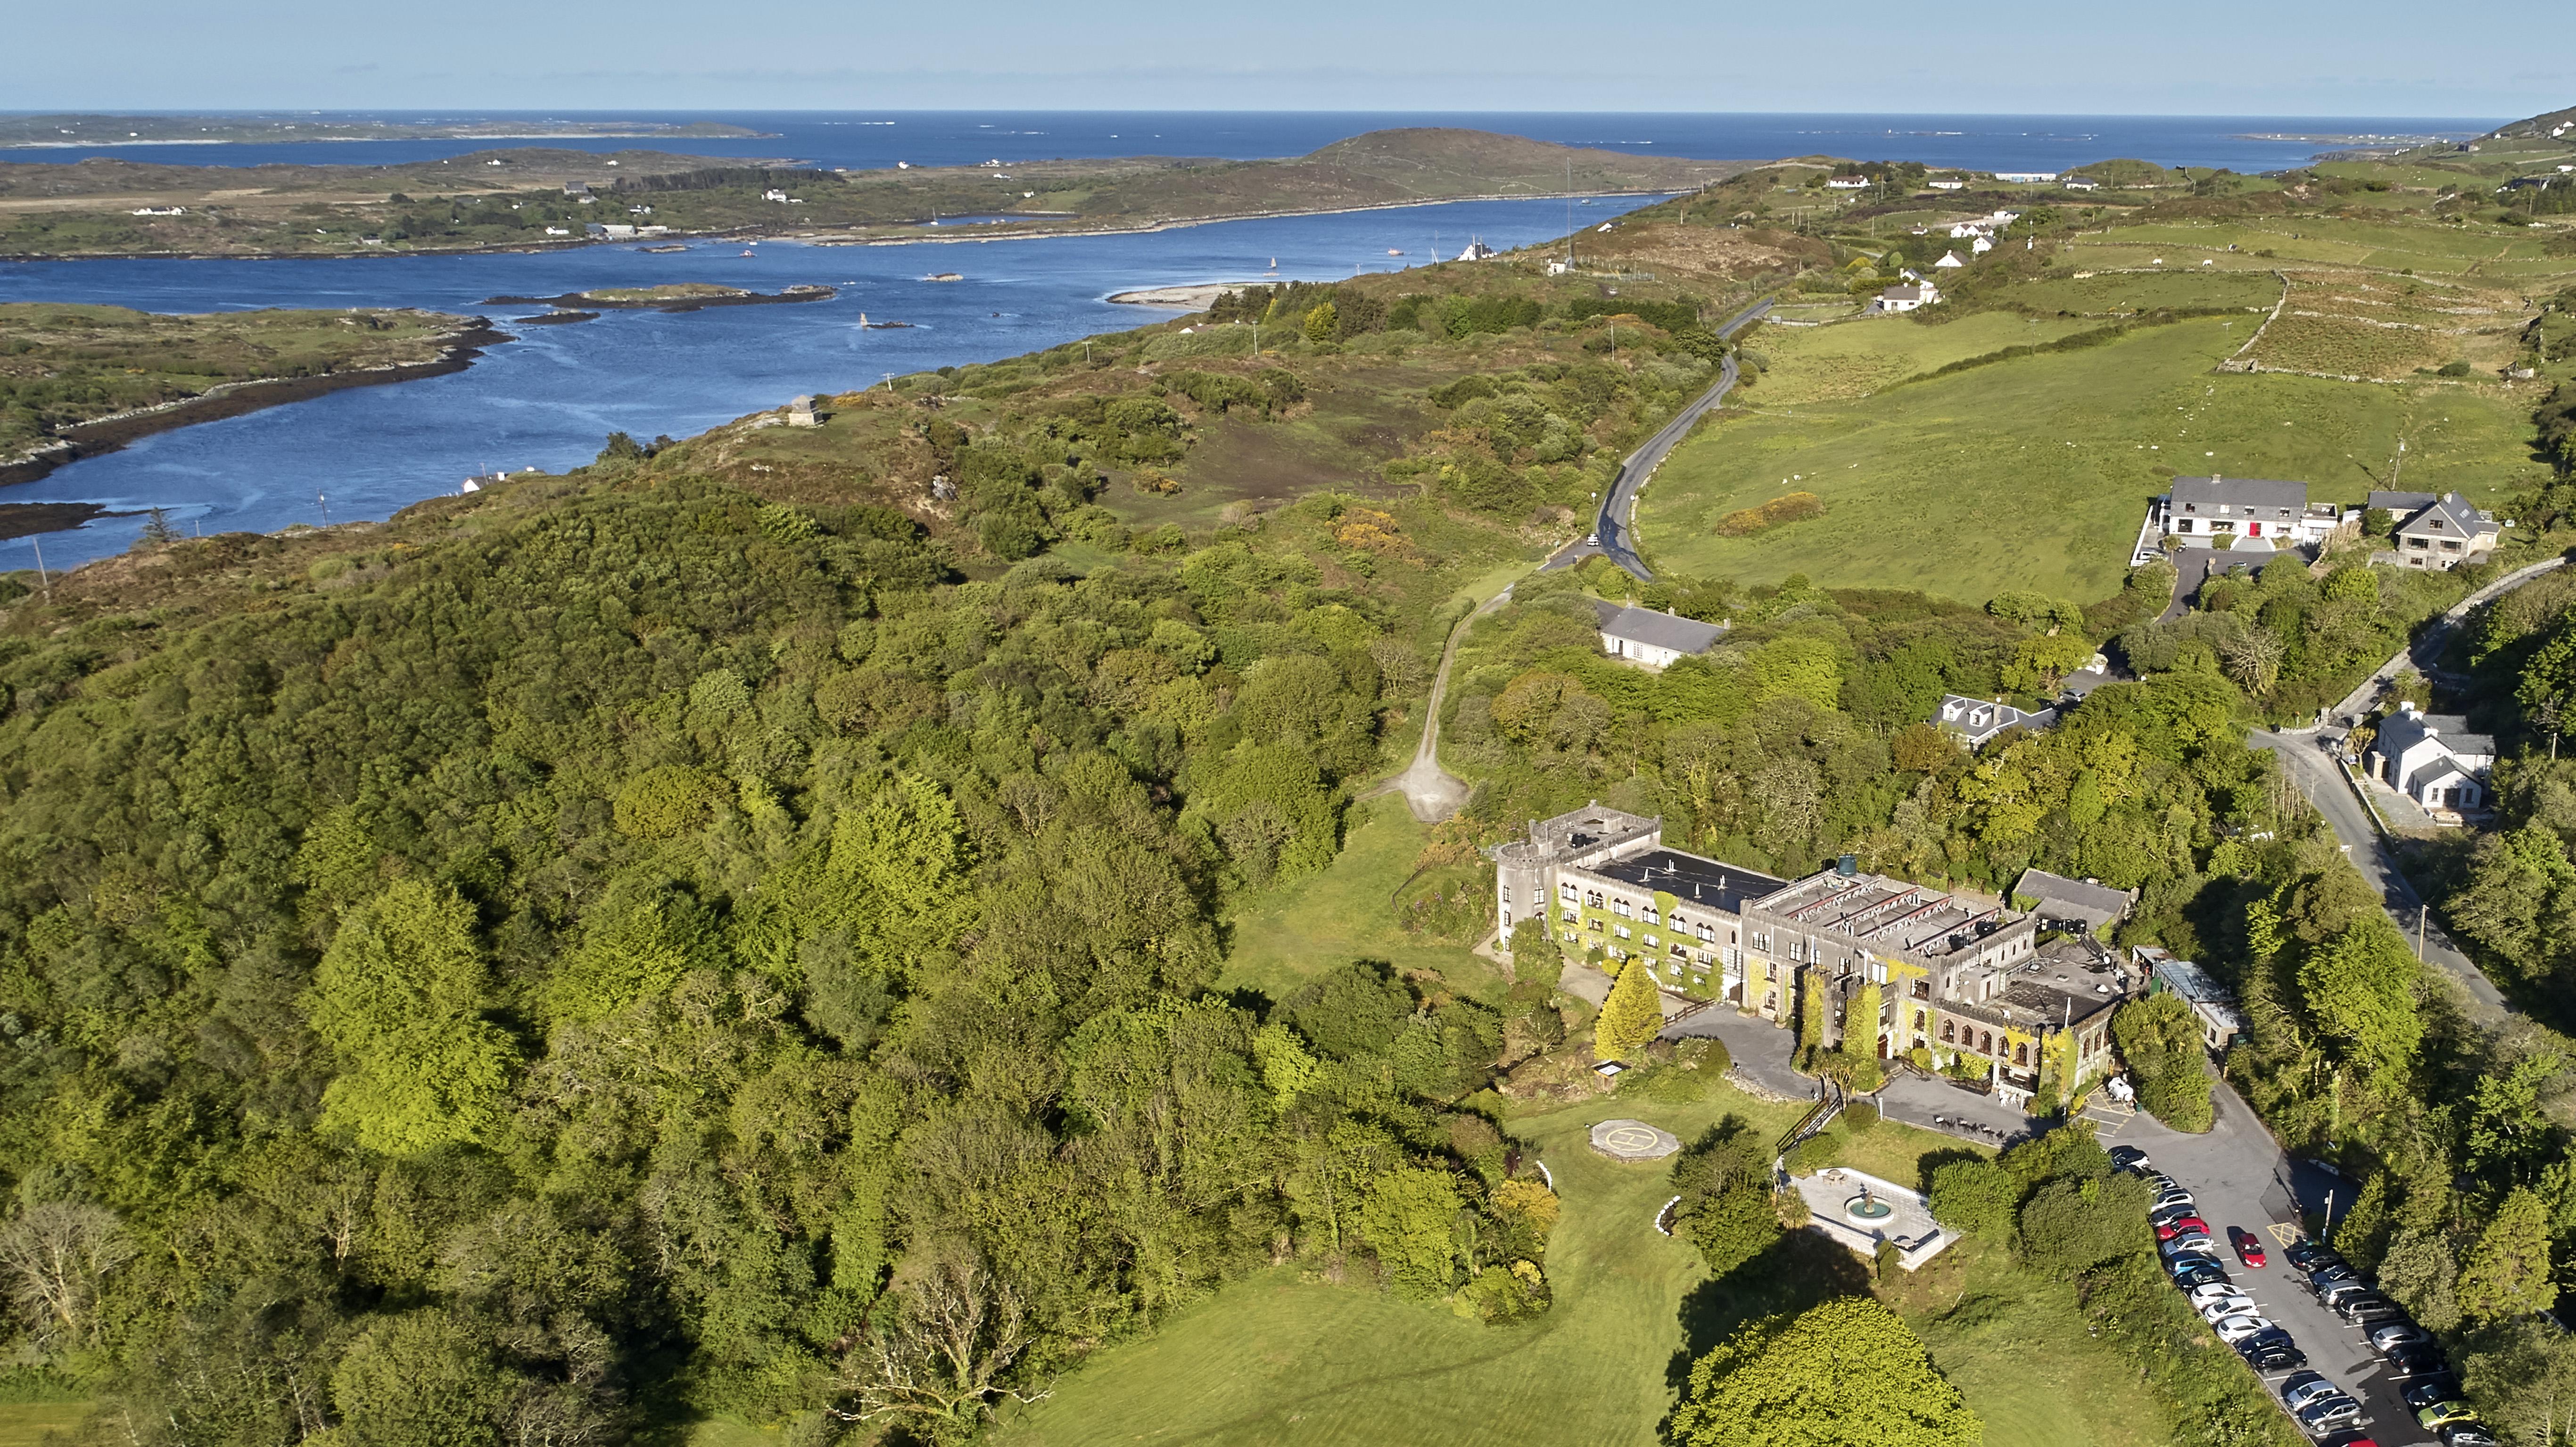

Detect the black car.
xmin=2386 ymin=1346 xmax=2450 ymax=1381
xmin=2443 ymin=1427 xmax=2500 ymax=1447
xmin=2234 ymin=1326 xmax=2302 ymax=1368
xmin=2109 ymin=1145 xmax=2151 ymax=1173
xmin=2340 ymin=1293 xmax=2406 ymax=1324
xmin=2307 ymin=1263 xmax=2361 ymax=1291
xmin=2284 ymin=1240 xmax=2345 ymax=1272
xmin=2404 ymin=1376 xmax=2468 ymax=1411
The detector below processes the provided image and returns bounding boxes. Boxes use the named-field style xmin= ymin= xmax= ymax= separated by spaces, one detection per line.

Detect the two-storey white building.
xmin=2368 ymin=701 xmax=2495 ymax=811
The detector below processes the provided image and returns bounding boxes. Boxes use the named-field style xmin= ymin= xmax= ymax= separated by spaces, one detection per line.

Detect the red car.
xmin=2228 ymin=1226 xmax=2268 ymax=1267
xmin=2156 ymin=1216 xmax=2210 ymax=1242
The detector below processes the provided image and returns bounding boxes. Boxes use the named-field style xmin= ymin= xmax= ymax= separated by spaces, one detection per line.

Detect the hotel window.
xmin=1611 ymin=899 xmax=1631 ymax=918
xmin=1613 ymin=925 xmax=1631 ymax=940
xmin=1642 ymin=934 xmax=1659 ymax=948
xmin=1643 ymin=907 xmax=1661 ymax=925
xmin=1560 ymin=909 xmax=1577 ymax=925
xmin=1500 ymin=887 xmax=1512 ymax=904
xmin=1586 ymin=918 xmax=1604 ymax=932
xmin=1559 ymin=882 xmax=1578 ymax=900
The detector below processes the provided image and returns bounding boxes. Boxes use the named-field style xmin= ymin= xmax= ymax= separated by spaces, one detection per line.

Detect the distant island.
xmin=0 ymin=129 xmax=1759 ymax=260
xmin=0 ymin=114 xmax=772 ymax=148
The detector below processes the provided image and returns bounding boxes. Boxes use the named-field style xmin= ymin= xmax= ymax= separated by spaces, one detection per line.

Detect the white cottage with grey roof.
xmin=1932 ymin=694 xmax=2056 ymax=748
xmin=2162 ymin=475 xmax=2341 ymax=547
xmin=2368 ymin=701 xmax=2495 ymax=810
xmin=1596 ymin=603 xmax=1726 ymax=668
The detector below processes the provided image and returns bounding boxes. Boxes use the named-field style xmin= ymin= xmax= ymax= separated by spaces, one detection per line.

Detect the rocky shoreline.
xmin=0 ymin=322 xmax=515 ymax=490
xmin=480 ymin=285 xmax=834 ymax=314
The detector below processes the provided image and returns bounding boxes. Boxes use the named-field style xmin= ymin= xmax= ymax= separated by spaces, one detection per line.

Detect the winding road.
xmin=1548 ymin=296 xmax=1775 ymax=580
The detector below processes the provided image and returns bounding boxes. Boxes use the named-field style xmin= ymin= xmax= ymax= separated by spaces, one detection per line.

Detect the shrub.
xmin=1714 ymin=491 xmax=1826 ymax=537
xmin=1926 ymin=1157 xmax=2017 ymax=1236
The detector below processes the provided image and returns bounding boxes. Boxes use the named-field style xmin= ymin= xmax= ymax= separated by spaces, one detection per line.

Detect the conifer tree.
xmin=1596 ymin=958 xmax=1664 ymax=1063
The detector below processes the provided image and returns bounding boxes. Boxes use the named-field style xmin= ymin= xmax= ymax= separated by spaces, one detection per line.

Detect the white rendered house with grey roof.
xmin=2368 ymin=490 xmax=2501 ymax=570
xmin=2368 ymin=701 xmax=2496 ymax=811
xmin=1596 ymin=602 xmax=1726 ymax=668
xmin=2158 ymin=475 xmax=2342 ymax=548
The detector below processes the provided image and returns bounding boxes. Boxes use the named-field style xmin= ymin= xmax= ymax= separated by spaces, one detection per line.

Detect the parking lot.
xmin=2103 ymin=1080 xmax=2442 ymax=1446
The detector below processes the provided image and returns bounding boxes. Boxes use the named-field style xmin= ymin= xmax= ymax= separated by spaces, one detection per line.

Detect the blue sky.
xmin=9 ymin=0 xmax=2568 ymax=115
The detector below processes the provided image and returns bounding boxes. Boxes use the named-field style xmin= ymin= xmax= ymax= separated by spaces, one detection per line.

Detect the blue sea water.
xmin=0 ymin=109 xmax=2512 ymax=567
xmin=2 ymin=195 xmax=1659 ymax=566
xmin=2 ymin=109 xmax=2503 ymax=175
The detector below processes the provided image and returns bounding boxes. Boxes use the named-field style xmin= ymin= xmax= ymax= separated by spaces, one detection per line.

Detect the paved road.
xmin=2251 ymin=730 xmax=2513 ymax=1023
xmin=2315 ymin=553 xmax=2569 ymax=725
xmin=2096 ymin=1081 xmax=2436 ymax=1447
xmin=1548 ymin=297 xmax=1774 ymax=580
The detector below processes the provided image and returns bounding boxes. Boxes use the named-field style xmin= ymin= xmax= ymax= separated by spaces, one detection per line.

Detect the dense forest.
xmin=6 ymin=169 xmax=2576 ymax=1446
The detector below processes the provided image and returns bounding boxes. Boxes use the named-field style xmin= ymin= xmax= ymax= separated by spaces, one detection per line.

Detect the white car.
xmin=2212 ymin=1314 xmax=2273 ymax=1344
xmin=2281 ymin=1377 xmax=2344 ymax=1413
xmin=2190 ymin=1285 xmax=2254 ymax=1312
xmin=2199 ymin=1295 xmax=2256 ymax=1324
xmin=2162 ymin=1235 xmax=2222 ymax=1261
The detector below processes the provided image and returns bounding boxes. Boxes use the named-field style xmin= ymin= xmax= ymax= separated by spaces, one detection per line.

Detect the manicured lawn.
xmin=1638 ymin=317 xmax=2548 ymax=604
xmin=1219 ymin=794 xmax=1500 ymax=1004
xmin=988 ymin=1080 xmax=2162 ymax=1447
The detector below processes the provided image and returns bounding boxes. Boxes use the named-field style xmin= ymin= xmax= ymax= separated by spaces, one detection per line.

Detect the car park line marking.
xmin=2266 ymin=1222 xmax=2302 ymax=1247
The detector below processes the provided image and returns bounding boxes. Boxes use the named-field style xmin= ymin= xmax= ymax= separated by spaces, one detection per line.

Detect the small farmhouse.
xmin=1928 ymin=178 xmax=1968 ymax=191
xmin=1827 ymin=175 xmax=1870 ymax=189
xmin=2063 ymin=177 xmax=2101 ymax=191
xmin=787 ymin=395 xmax=820 ymax=428
xmin=2368 ymin=700 xmax=2494 ymax=812
xmin=1871 ymin=281 xmax=1940 ymax=313
xmin=2369 ymin=490 xmax=2501 ymax=570
xmin=1596 ymin=603 xmax=1726 ymax=668
xmin=2160 ymin=475 xmax=2341 ymax=547
xmin=1932 ymin=251 xmax=1965 ymax=269
xmin=1932 ymin=694 xmax=2056 ymax=748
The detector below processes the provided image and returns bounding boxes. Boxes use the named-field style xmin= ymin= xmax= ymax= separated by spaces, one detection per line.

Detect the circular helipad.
xmin=1589 ymin=1118 xmax=1682 ymax=1162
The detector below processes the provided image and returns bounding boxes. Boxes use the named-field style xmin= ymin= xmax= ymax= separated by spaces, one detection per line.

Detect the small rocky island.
xmin=479 ymin=283 xmax=835 ymax=313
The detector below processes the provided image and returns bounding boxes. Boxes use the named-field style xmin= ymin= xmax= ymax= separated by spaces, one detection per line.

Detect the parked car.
xmin=2296 ymin=1395 xmax=2367 ymax=1435
xmin=2157 ymin=1216 xmax=2212 ymax=1242
xmin=2403 ymin=1377 xmax=2468 ymax=1410
xmin=2313 ymin=1277 xmax=2369 ymax=1307
xmin=2416 ymin=1400 xmax=2480 ymax=1430
xmin=2150 ymin=1200 xmax=2200 ymax=1224
xmin=2109 ymin=1145 xmax=2151 ymax=1172
xmin=2227 ymin=1225 xmax=2269 ymax=1267
xmin=2341 ymin=1294 xmax=2407 ymax=1325
xmin=2151 ymin=1186 xmax=2195 ymax=1208
xmin=2284 ymin=1240 xmax=2345 ymax=1272
xmin=2369 ymin=1323 xmax=2434 ymax=1356
xmin=2189 ymin=1283 xmax=2254 ymax=1309
xmin=2281 ymin=1373 xmax=2343 ymax=1412
xmin=2171 ymin=1259 xmax=2233 ymax=1289
xmin=2308 ymin=1263 xmax=2361 ymax=1291
xmin=2201 ymin=1297 xmax=2260 ymax=1324
xmin=2240 ymin=1337 xmax=2307 ymax=1372
xmin=2442 ymin=1426 xmax=2501 ymax=1447
xmin=2385 ymin=1347 xmax=2449 ymax=1381
xmin=2213 ymin=1314 xmax=2274 ymax=1344
xmin=2163 ymin=1235 xmax=2223 ymax=1261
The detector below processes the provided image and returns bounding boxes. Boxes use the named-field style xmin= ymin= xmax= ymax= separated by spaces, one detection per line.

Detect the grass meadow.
xmin=1636 ymin=315 xmax=2548 ymax=604
xmin=986 ymin=1079 xmax=2165 ymax=1447
xmin=0 ymin=1405 xmax=88 ymax=1447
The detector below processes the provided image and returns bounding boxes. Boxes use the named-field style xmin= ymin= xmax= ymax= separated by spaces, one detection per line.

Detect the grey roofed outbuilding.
xmin=2014 ymin=868 xmax=2136 ymax=930
xmin=2169 ymin=475 xmax=2309 ymax=514
xmin=1594 ymin=602 xmax=1726 ymax=656
xmin=2367 ymin=490 xmax=2438 ymax=514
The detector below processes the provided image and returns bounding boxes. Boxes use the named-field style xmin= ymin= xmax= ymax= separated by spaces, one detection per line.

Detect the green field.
xmin=1741 ymin=310 xmax=2098 ymax=407
xmin=988 ymin=1083 xmax=2163 ymax=1447
xmin=1639 ymin=315 xmax=2550 ymax=603
xmin=1220 ymin=794 xmax=1501 ymax=1003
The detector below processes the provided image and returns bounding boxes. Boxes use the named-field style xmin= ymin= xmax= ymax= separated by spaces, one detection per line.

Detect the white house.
xmin=1596 ymin=603 xmax=1726 ymax=668
xmin=1827 ymin=175 xmax=1871 ymax=189
xmin=1933 ymin=694 xmax=2056 ymax=748
xmin=1871 ymin=281 xmax=1940 ymax=313
xmin=1928 ymin=178 xmax=1968 ymax=191
xmin=1994 ymin=172 xmax=2059 ymax=184
xmin=1932 ymin=251 xmax=1965 ymax=269
xmin=1970 ymin=235 xmax=1994 ymax=254
xmin=1458 ymin=238 xmax=1498 ymax=261
xmin=2160 ymin=475 xmax=2341 ymax=547
xmin=2136 ymin=947 xmax=2246 ymax=1051
xmin=2064 ymin=177 xmax=2101 ymax=191
xmin=2369 ymin=701 xmax=2495 ymax=812
xmin=2370 ymin=490 xmax=2502 ymax=570
xmin=762 ymin=189 xmax=791 ymax=203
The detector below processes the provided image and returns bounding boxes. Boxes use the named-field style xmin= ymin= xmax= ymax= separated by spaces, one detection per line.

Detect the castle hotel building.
xmin=1489 ymin=805 xmax=2119 ymax=1102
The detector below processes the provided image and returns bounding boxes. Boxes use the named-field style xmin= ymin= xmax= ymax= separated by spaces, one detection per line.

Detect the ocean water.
xmin=2 ymin=195 xmax=1659 ymax=566
xmin=4 ymin=109 xmax=2503 ymax=176
xmin=1 ymin=107 xmax=2513 ymax=568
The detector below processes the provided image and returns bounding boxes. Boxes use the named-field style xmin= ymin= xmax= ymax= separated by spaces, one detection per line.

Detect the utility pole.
xmin=2418 ymin=904 xmax=2428 ymax=960
xmin=31 ymin=535 xmax=49 ymax=604
xmin=318 ymin=491 xmax=330 ymax=526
